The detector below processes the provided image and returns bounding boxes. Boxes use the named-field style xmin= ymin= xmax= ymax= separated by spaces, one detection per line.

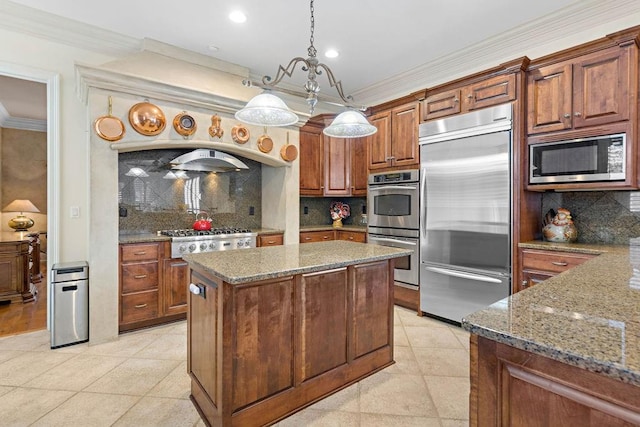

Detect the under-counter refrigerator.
xmin=419 ymin=104 xmax=512 ymax=323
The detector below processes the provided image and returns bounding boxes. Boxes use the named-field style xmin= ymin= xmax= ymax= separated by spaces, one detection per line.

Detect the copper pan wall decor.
xmin=231 ymin=124 xmax=250 ymax=144
xmin=94 ymin=96 xmax=125 ymax=142
xmin=280 ymin=132 xmax=298 ymax=162
xmin=257 ymin=127 xmax=274 ymax=153
xmin=129 ymin=100 xmax=166 ymax=136
xmin=173 ymin=112 xmax=197 ymax=138
xmin=208 ymin=114 xmax=224 ymax=139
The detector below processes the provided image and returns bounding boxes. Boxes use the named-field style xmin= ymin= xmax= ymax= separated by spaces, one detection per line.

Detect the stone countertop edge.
xmin=183 ymin=240 xmax=410 ymax=285
xmin=118 ymin=228 xmax=285 ymax=244
xmin=462 ymin=243 xmax=640 ymax=386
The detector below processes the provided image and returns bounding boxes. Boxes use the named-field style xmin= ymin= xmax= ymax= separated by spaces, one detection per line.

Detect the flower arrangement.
xmin=330 ymin=201 xmax=350 ymax=220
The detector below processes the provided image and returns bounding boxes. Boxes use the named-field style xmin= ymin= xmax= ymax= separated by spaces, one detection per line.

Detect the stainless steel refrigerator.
xmin=419 ymin=104 xmax=512 ymax=324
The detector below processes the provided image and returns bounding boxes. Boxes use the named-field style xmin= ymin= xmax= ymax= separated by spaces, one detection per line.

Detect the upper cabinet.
xmin=368 ymin=101 xmax=420 ymax=171
xmin=527 ymin=45 xmax=633 ymax=135
xmin=299 ymin=120 xmax=324 ymax=196
xmin=422 ymin=73 xmax=516 ymax=121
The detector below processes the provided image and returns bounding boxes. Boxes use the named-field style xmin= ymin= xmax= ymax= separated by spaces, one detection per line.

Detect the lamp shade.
xmin=3 ymin=199 xmax=40 ymax=213
xmin=235 ymin=92 xmax=299 ymax=127
xmin=323 ymin=110 xmax=377 ymax=138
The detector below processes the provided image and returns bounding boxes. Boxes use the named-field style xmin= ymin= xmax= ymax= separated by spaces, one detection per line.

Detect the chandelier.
xmin=235 ymin=0 xmax=377 ymax=138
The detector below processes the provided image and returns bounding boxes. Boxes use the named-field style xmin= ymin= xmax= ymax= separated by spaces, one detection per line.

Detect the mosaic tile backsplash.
xmin=541 ymin=191 xmax=640 ymax=244
xmin=118 ymin=149 xmax=261 ymax=233
xmin=300 ymin=197 xmax=367 ymax=227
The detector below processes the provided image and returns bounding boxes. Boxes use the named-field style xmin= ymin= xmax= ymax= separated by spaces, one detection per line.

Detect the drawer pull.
xmin=305 ymin=237 xmax=312 ymax=241
xmin=323 ymin=236 xmax=329 ymax=239
xmin=551 ymin=261 xmax=568 ymax=266
xmin=134 ymin=251 xmax=147 ymax=255
xmin=134 ymin=274 xmax=148 ymax=279
xmin=134 ymin=304 xmax=147 ymax=309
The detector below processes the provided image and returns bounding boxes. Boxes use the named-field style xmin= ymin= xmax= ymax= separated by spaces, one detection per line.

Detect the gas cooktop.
xmin=159 ymin=228 xmax=258 ymax=258
xmin=159 ymin=228 xmax=252 ymax=237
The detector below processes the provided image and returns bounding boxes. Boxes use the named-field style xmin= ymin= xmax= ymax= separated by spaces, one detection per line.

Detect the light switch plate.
xmin=70 ymin=206 xmax=80 ymax=218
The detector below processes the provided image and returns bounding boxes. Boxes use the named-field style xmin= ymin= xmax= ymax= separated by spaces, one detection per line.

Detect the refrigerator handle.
xmin=424 ymin=266 xmax=503 ymax=284
xmin=419 ymin=168 xmax=427 ymax=240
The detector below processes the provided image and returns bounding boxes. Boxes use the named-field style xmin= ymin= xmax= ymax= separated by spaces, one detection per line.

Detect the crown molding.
xmin=355 ymin=0 xmax=640 ymax=105
xmin=0 ymin=100 xmax=46 ymax=131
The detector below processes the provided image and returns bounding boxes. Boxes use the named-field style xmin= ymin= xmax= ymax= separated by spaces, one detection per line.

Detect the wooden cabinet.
xmin=299 ymin=122 xmax=325 ymax=196
xmin=470 ymin=335 xmax=640 ymax=426
xmin=0 ymin=240 xmax=31 ymax=303
xmin=300 ymin=230 xmax=335 ymax=243
xmin=422 ymin=73 xmax=516 ymax=121
xmin=119 ymin=241 xmax=187 ymax=332
xmin=323 ymin=135 xmax=350 ymax=195
xmin=257 ymin=233 xmax=284 ymax=247
xmin=517 ymin=248 xmax=596 ymax=293
xmin=527 ymin=45 xmax=634 ymax=135
xmin=350 ymin=136 xmax=368 ymax=196
xmin=368 ymin=101 xmax=419 ymax=171
xmin=335 ymin=230 xmax=366 ymax=243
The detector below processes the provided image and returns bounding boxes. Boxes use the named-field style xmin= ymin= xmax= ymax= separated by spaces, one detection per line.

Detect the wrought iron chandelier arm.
xmin=315 ymin=62 xmax=353 ymax=104
xmin=262 ymin=57 xmax=311 ymax=87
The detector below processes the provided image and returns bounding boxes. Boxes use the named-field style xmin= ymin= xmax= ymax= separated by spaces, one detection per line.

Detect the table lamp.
xmin=3 ymin=199 xmax=40 ymax=231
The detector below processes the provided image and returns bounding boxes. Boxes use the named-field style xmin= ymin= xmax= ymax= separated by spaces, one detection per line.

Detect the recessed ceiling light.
xmin=229 ymin=10 xmax=247 ymax=23
xmin=325 ymin=49 xmax=339 ymax=58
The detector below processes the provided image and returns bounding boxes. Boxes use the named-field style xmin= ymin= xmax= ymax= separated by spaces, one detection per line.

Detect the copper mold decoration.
xmin=128 ymin=101 xmax=166 ymax=136
xmin=208 ymin=114 xmax=224 ymax=138
xmin=231 ymin=124 xmax=250 ymax=144
xmin=257 ymin=127 xmax=274 ymax=153
xmin=280 ymin=132 xmax=298 ymax=162
xmin=94 ymin=96 xmax=125 ymax=142
xmin=173 ymin=112 xmax=197 ymax=138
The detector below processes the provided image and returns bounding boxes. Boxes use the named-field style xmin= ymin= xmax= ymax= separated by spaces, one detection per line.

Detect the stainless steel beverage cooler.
xmin=50 ymin=261 xmax=89 ymax=348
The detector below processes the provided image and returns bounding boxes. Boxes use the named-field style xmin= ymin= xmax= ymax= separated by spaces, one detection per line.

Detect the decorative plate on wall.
xmin=128 ymin=101 xmax=166 ymax=136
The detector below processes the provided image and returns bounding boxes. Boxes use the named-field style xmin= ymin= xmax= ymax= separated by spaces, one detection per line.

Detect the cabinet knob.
xmin=467 ymin=94 xmax=474 ymax=99
xmin=453 ymin=98 xmax=459 ymax=103
xmin=574 ymin=112 xmax=581 ymax=117
xmin=521 ymin=280 xmax=529 ymax=289
xmin=563 ymin=113 xmax=571 ymax=119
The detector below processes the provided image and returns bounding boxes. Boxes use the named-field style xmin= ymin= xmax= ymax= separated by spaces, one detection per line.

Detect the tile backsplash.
xmin=541 ymin=191 xmax=640 ymax=244
xmin=300 ymin=197 xmax=367 ymax=227
xmin=118 ymin=149 xmax=261 ymax=233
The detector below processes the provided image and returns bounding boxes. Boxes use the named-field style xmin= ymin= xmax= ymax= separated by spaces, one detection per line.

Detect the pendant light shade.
xmin=234 ymin=92 xmax=299 ymax=127
xmin=323 ymin=110 xmax=377 ymax=138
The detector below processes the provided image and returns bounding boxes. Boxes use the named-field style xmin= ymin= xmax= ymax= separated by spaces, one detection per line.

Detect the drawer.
xmin=521 ymin=249 xmax=595 ymax=274
xmin=258 ymin=234 xmax=284 ymax=247
xmin=336 ymin=231 xmax=366 ymax=243
xmin=121 ymin=262 xmax=159 ymax=293
xmin=300 ymin=231 xmax=335 ymax=243
xmin=121 ymin=243 xmax=160 ymax=262
xmin=121 ymin=290 xmax=159 ymax=324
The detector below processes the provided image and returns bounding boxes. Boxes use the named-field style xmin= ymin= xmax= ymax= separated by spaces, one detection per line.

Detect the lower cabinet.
xmin=517 ymin=248 xmax=596 ymax=293
xmin=119 ymin=241 xmax=187 ymax=332
xmin=0 ymin=241 xmax=32 ymax=303
xmin=257 ymin=233 xmax=284 ymax=247
xmin=300 ymin=229 xmax=366 ymax=243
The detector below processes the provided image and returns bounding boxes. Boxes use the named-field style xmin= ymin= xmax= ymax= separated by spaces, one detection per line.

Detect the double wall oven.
xmin=367 ymin=170 xmax=420 ymax=290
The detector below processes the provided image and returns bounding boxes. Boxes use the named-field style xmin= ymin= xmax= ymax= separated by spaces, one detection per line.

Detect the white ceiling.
xmin=1 ymin=0 xmax=639 ymax=125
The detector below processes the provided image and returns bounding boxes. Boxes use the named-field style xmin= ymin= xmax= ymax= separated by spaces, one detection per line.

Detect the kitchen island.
xmin=182 ymin=241 xmax=410 ymax=426
xmin=462 ymin=241 xmax=640 ymax=426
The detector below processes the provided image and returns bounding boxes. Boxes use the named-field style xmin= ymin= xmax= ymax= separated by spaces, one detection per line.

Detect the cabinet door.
xmin=465 ymin=73 xmax=516 ymax=111
xmin=422 ymin=89 xmax=461 ymax=121
xmin=299 ymin=126 xmax=324 ymax=196
xmin=350 ymin=137 xmax=368 ymax=196
xmin=300 ymin=230 xmax=335 ymax=243
xmin=573 ymin=46 xmax=631 ymax=129
xmin=391 ymin=102 xmax=420 ymax=168
xmin=527 ymin=63 xmax=572 ymax=134
xmin=323 ymin=135 xmax=350 ymax=195
xmin=367 ymin=111 xmax=392 ymax=170
xmin=163 ymin=258 xmax=188 ymax=316
xmin=517 ymin=270 xmax=554 ymax=293
xmin=336 ymin=230 xmax=366 ymax=243
xmin=257 ymin=234 xmax=284 ymax=247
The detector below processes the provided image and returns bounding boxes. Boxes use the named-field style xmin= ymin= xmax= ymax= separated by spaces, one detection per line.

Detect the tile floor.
xmin=0 ymin=306 xmax=470 ymax=426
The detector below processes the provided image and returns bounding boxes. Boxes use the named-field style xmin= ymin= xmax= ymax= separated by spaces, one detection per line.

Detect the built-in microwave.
xmin=529 ymin=133 xmax=626 ymax=184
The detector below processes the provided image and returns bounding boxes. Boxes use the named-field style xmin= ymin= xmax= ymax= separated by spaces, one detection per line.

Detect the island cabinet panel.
xmin=470 ymin=335 xmax=640 ymax=426
xmin=296 ymin=268 xmax=348 ymax=382
xmin=352 ymin=261 xmax=391 ymax=359
xmin=231 ymin=278 xmax=294 ymax=411
xmin=163 ymin=258 xmax=189 ymax=315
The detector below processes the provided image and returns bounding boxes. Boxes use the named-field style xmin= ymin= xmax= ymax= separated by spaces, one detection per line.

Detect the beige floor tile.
xmin=405 ymin=325 xmax=464 ymax=349
xmin=413 ymin=347 xmax=470 ymax=377
xmin=441 ymin=419 xmax=470 ymax=427
xmin=279 ymin=408 xmax=360 ymax=426
xmin=397 ymin=310 xmax=449 ymax=328
xmin=164 ymin=320 xmax=187 ymax=335
xmin=134 ymin=333 xmax=187 ymax=360
xmin=393 ymin=308 xmax=402 ymax=326
xmin=450 ymin=327 xmax=471 ymax=351
xmin=308 ymin=381 xmax=359 ymax=412
xmin=147 ymin=361 xmax=191 ymax=399
xmin=23 ymin=353 xmax=126 ymax=391
xmin=0 ymin=387 xmax=74 ymax=425
xmin=394 ymin=325 xmax=410 ymax=347
xmin=31 ymin=391 xmax=140 ymax=426
xmin=360 ymin=413 xmax=442 ymax=426
xmin=84 ymin=358 xmax=180 ymax=395
xmin=0 ymin=329 xmax=50 ymax=351
xmin=424 ymin=375 xmax=470 ymax=420
xmin=0 ymin=350 xmax=73 ymax=386
xmin=359 ymin=372 xmax=438 ymax=417
xmin=0 ymin=349 xmax=22 ymax=364
xmin=384 ymin=345 xmax=420 ymax=375
xmin=83 ymin=332 xmax=159 ymax=357
xmin=0 ymin=385 xmax=14 ymax=397
xmin=41 ymin=341 xmax=90 ymax=354
xmin=113 ymin=396 xmax=200 ymax=427
xmin=194 ymin=418 xmax=207 ymax=426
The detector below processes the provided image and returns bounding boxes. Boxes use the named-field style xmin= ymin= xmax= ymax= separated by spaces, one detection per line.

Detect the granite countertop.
xmin=183 ymin=240 xmax=410 ymax=284
xmin=118 ymin=228 xmax=285 ymax=244
xmin=300 ymin=225 xmax=367 ymax=232
xmin=462 ymin=240 xmax=640 ymax=386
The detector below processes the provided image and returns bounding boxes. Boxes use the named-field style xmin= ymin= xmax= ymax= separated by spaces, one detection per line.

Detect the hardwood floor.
xmin=0 ymin=261 xmax=47 ymax=337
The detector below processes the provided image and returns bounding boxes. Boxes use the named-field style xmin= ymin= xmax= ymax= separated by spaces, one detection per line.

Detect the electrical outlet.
xmin=249 ymin=206 xmax=255 ymax=215
xmin=304 ymin=206 xmax=309 ymax=214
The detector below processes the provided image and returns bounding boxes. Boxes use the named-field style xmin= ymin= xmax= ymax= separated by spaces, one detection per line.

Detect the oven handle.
xmin=424 ymin=266 xmax=503 ymax=284
xmin=369 ymin=185 xmax=417 ymax=192
xmin=369 ymin=237 xmax=417 ymax=246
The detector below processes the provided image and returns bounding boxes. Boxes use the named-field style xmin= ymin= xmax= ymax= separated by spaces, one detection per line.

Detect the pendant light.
xmin=235 ymin=0 xmax=376 ymax=138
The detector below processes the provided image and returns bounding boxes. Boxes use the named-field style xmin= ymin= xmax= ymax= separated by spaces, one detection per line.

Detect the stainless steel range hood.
xmin=170 ymin=149 xmax=249 ymax=172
